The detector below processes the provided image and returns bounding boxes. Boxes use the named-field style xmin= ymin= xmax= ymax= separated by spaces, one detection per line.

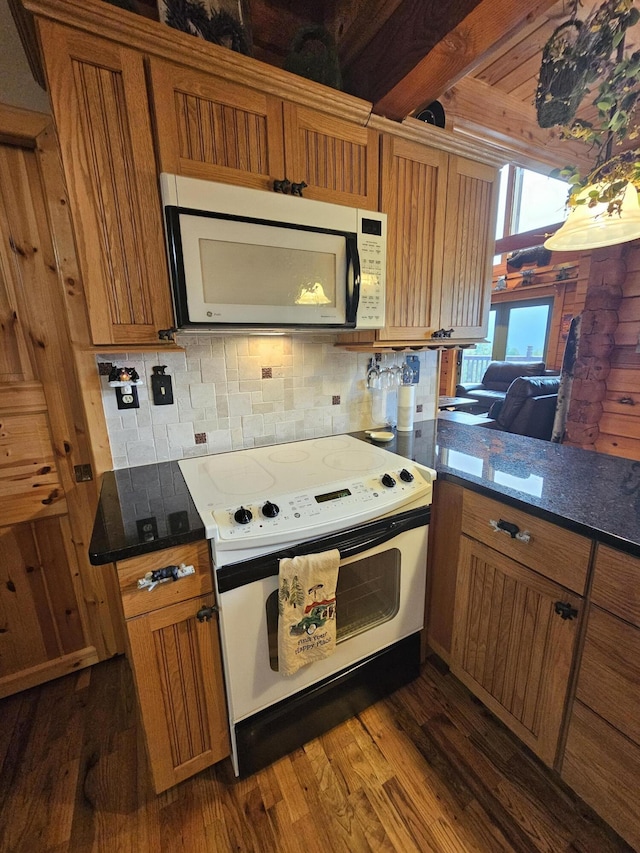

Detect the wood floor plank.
xmin=0 ymin=654 xmax=633 ymax=853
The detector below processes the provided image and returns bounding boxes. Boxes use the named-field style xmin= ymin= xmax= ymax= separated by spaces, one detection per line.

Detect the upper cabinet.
xmin=439 ymin=156 xmax=499 ymax=340
xmin=339 ymin=126 xmax=500 ymax=349
xmin=148 ymin=59 xmax=379 ymax=209
xmin=377 ymin=135 xmax=448 ymax=342
xmin=26 ymin=1 xmax=499 ymax=349
xmin=36 ymin=22 xmax=174 ymax=346
xmin=148 ymin=59 xmax=285 ymax=192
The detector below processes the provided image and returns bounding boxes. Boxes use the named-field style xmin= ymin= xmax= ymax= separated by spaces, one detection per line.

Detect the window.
xmin=493 ymin=165 xmax=569 ymax=264
xmin=460 ymin=298 xmax=553 ymax=385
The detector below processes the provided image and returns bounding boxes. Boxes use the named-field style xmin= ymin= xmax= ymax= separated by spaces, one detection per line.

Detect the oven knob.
xmin=262 ymin=500 xmax=280 ymax=518
xmin=234 ymin=506 xmax=253 ymax=525
xmin=399 ymin=468 xmax=414 ymax=482
xmin=381 ymin=473 xmax=396 ymax=488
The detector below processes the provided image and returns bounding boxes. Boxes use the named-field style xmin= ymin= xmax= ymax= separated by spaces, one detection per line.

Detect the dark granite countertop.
xmin=89 ymin=419 xmax=640 ymax=564
xmin=89 ymin=461 xmax=205 ymax=565
xmin=360 ymin=419 xmax=640 ymax=558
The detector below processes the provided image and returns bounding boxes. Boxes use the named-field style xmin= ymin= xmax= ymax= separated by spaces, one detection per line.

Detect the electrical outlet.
xmin=116 ymin=386 xmax=139 ymax=409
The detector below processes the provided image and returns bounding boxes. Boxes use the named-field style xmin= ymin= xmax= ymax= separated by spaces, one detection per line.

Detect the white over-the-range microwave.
xmin=160 ymin=174 xmax=386 ymax=332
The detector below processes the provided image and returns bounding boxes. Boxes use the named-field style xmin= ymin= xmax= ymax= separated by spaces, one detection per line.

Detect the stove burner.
xmin=267 ymin=447 xmax=310 ymax=463
xmin=323 ymin=449 xmax=381 ymax=472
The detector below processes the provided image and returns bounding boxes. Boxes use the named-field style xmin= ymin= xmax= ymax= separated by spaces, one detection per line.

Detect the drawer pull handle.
xmin=489 ymin=519 xmax=531 ymax=543
xmin=137 ymin=563 xmax=195 ymax=591
xmin=196 ymin=605 xmax=218 ymax=622
xmin=554 ymin=601 xmax=578 ymax=620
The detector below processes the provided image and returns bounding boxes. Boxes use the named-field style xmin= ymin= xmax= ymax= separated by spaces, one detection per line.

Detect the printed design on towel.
xmin=278 ymin=549 xmax=340 ymax=676
xmin=279 ymin=578 xmax=336 ymax=638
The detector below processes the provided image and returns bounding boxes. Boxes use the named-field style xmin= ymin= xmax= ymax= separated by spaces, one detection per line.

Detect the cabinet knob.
xmin=196 ymin=605 xmax=218 ymax=623
xmin=137 ymin=563 xmax=195 ymax=591
xmin=273 ymin=178 xmax=291 ymax=193
xmin=554 ymin=601 xmax=578 ymax=620
xmin=489 ymin=518 xmax=531 ymax=543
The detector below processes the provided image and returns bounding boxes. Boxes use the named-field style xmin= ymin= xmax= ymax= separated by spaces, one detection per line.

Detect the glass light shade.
xmin=544 ymin=182 xmax=640 ymax=251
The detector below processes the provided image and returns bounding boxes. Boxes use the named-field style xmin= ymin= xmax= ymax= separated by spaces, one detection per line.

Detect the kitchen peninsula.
xmin=89 ymin=420 xmax=640 ymax=847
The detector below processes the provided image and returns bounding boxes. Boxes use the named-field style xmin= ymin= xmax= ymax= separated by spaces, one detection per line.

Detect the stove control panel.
xmin=211 ymin=464 xmax=432 ymax=550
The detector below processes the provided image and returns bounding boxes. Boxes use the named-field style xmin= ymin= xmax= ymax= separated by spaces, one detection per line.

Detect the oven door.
xmin=215 ymin=507 xmax=428 ymax=730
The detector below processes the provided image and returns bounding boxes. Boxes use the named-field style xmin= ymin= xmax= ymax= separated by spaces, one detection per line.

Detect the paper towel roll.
xmin=397 ymin=384 xmax=415 ymax=432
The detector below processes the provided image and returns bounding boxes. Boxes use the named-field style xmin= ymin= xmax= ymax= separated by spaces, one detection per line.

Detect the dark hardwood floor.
xmin=0 ymin=654 xmax=633 ymax=853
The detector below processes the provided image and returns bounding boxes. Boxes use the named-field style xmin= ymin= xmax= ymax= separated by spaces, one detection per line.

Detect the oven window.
xmin=266 ymin=548 xmax=401 ymax=671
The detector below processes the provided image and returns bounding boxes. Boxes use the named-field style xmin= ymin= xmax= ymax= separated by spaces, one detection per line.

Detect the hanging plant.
xmin=536 ymin=0 xmax=639 ymax=129
xmin=537 ymin=0 xmax=640 ymax=214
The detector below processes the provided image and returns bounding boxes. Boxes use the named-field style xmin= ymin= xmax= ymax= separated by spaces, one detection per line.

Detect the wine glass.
xmin=366 ymin=357 xmax=381 ymax=389
xmin=390 ymin=357 xmax=404 ymax=387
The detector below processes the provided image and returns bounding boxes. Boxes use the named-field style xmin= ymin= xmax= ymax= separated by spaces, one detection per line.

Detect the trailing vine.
xmin=536 ymin=0 xmax=640 ymax=211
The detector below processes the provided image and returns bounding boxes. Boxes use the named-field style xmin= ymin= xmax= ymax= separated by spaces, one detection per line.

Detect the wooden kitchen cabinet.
xmin=427 ymin=482 xmax=589 ymax=767
xmin=116 ymin=541 xmax=230 ymax=793
xmin=339 ymin=134 xmax=499 ymax=348
xmin=452 ymin=535 xmax=582 ymax=766
xmin=149 ymin=59 xmax=379 ymax=208
xmin=561 ymin=544 xmax=640 ymax=849
xmin=36 ymin=21 xmax=174 ymax=346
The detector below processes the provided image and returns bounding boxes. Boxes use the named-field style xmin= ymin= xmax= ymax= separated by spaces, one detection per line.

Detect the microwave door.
xmin=168 ymin=209 xmax=353 ymax=328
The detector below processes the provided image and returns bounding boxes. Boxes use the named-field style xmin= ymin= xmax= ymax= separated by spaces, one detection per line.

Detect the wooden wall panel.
xmin=0 ymin=411 xmax=66 ymax=524
xmin=0 ymin=518 xmax=87 ymax=680
xmin=0 ymin=105 xmax=124 ymax=689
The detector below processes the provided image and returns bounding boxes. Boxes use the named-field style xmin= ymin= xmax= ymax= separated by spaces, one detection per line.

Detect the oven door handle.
xmin=216 ymin=505 xmax=430 ymax=593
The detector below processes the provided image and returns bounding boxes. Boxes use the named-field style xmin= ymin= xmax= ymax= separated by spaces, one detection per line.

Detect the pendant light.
xmin=538 ymin=16 xmax=640 ymax=253
xmin=544 ymin=179 xmax=640 ymax=251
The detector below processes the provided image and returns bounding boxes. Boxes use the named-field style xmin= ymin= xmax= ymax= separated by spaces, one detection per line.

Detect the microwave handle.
xmin=345 ymin=235 xmax=361 ymax=326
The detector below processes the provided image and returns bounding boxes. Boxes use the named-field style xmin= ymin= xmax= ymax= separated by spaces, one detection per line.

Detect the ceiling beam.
xmin=342 ymin=0 xmax=484 ymax=109
xmin=442 ymin=77 xmax=594 ymax=174
xmin=343 ymin=0 xmax=560 ymax=121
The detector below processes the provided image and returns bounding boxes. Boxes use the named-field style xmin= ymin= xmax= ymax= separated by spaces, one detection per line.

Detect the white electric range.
xmin=178 ymin=434 xmax=436 ymax=777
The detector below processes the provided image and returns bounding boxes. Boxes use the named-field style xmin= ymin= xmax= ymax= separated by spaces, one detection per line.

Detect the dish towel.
xmin=278 ymin=549 xmax=340 ymax=677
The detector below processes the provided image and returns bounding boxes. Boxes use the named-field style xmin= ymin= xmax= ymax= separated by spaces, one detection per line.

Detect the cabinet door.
xmin=126 ymin=594 xmax=230 ymax=793
xmin=378 ymin=135 xmax=448 ymax=341
xmin=149 ymin=58 xmax=285 ymax=190
xmin=439 ymin=156 xmax=499 ymax=339
xmin=452 ymin=536 xmax=581 ymax=766
xmin=37 ymin=22 xmax=174 ymax=346
xmin=283 ymin=102 xmax=378 ymax=208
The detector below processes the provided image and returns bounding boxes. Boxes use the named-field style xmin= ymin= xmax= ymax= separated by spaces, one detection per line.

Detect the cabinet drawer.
xmin=576 ymin=605 xmax=640 ymax=746
xmin=461 ymin=490 xmax=590 ymax=593
xmin=116 ymin=540 xmax=213 ymax=618
xmin=592 ymin=544 xmax=640 ymax=627
xmin=562 ymin=701 xmax=640 ymax=851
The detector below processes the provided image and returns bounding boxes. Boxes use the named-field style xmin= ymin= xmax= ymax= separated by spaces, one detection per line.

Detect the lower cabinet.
xmin=428 ymin=482 xmax=589 ymax=767
xmin=561 ymin=544 xmax=640 ymax=849
xmin=428 ymin=484 xmax=640 ymax=843
xmin=451 ymin=536 xmax=582 ymax=766
xmin=116 ymin=541 xmax=230 ymax=793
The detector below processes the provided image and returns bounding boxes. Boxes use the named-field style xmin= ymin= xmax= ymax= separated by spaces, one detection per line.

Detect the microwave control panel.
xmin=356 ymin=212 xmax=386 ymax=329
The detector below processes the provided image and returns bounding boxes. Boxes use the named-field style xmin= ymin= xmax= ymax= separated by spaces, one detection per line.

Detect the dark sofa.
xmin=483 ymin=375 xmax=561 ymax=440
xmin=456 ymin=360 xmax=547 ymax=413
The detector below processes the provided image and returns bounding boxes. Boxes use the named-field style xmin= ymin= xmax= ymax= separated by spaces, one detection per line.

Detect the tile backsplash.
xmin=98 ymin=334 xmax=438 ymax=469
